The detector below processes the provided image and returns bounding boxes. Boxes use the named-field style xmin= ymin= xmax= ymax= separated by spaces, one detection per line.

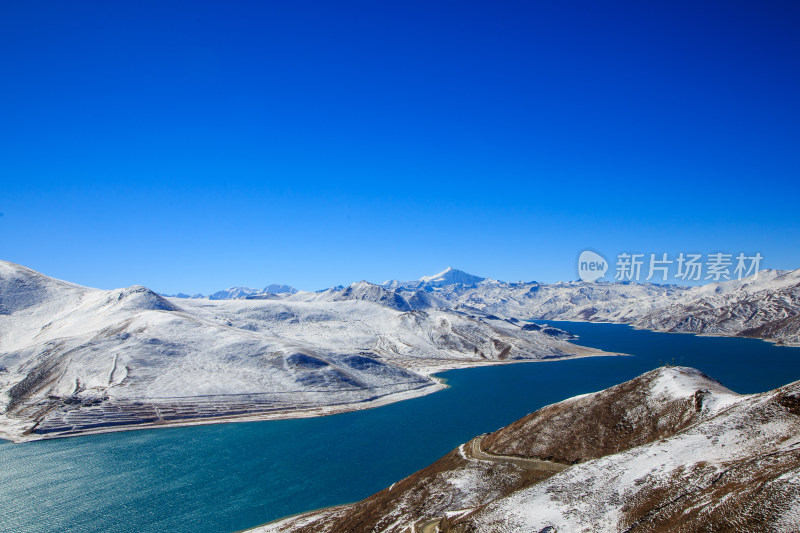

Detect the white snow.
xmin=467 ymin=369 xmax=800 ymax=531
xmin=0 ymin=261 xmax=602 ymax=440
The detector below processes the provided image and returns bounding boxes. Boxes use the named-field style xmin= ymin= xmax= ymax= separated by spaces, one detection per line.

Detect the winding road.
xmin=467 ymin=434 xmax=570 ymax=472
xmin=414 ymin=435 xmax=569 ymax=532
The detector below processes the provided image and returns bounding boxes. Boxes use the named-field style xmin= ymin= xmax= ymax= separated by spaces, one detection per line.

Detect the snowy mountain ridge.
xmin=0 ymin=261 xmax=602 ymax=442
xmin=377 ymin=266 xmax=800 ymax=346
xmin=417 ymin=266 xmax=487 ymax=287
xmin=268 ymin=264 xmax=800 ymax=347
xmin=164 ymin=283 xmax=298 ymax=300
xmin=2 ymin=260 xmax=799 ymax=441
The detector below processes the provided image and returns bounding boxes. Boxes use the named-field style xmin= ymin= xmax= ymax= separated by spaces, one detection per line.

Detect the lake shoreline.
xmin=0 ymin=346 xmax=614 ymax=444
xmin=538 ymin=317 xmax=800 ymax=348
xmin=4 ymin=322 xmax=800 ymax=533
xmin=4 ymin=317 xmax=793 ymax=445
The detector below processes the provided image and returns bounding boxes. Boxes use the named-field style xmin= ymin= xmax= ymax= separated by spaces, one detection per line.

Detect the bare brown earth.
xmin=480 ymin=370 xmax=712 ymax=463
xmin=615 ymin=449 xmax=800 ymax=532
xmin=448 ymin=381 xmax=800 ymax=532
xmin=259 ymin=436 xmax=559 ymax=533
xmin=468 ymin=434 xmax=568 ymax=473
xmin=255 ymin=367 xmax=792 ymax=533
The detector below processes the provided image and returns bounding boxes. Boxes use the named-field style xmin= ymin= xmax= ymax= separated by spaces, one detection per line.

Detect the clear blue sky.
xmin=2 ymin=1 xmax=799 ymax=293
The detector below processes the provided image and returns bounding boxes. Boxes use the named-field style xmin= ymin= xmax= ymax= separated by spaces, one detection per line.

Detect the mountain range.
xmin=1 ymin=261 xmax=799 ymax=442
xmin=164 ymin=284 xmax=298 ymax=300
xmin=194 ymin=265 xmax=800 ymax=346
xmin=0 ymin=262 xmax=600 ymax=442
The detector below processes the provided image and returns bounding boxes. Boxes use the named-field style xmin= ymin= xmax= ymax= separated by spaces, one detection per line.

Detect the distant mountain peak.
xmin=418 ymin=267 xmax=485 ymax=287
xmin=165 ymin=283 xmax=298 ymax=300
xmin=332 ymin=281 xmax=413 ymax=311
xmin=418 ymin=266 xmax=456 ymax=282
xmin=263 ymin=283 xmax=298 ymax=295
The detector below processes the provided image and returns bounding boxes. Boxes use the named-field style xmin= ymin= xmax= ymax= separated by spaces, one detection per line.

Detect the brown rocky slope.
xmin=252 ymin=366 xmax=800 ymax=532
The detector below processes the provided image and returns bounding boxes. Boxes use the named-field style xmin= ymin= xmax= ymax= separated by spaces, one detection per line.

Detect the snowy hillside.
xmin=380 ymin=267 xmax=800 ymax=345
xmin=3 ymin=260 xmax=797 ymax=442
xmin=632 ymin=269 xmax=800 ymax=344
xmin=0 ymin=262 xmax=602 ymax=441
xmin=165 ymin=266 xmax=800 ymax=345
xmin=380 ymin=267 xmax=689 ymax=320
xmin=255 ymin=366 xmax=800 ymax=532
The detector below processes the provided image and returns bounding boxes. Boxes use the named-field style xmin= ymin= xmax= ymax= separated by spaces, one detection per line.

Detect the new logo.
xmin=578 ymin=250 xmax=608 ymax=282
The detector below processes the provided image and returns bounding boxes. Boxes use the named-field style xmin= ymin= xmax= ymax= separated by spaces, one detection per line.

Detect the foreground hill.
xmin=0 ymin=262 xmax=602 ymax=441
xmin=256 ymin=366 xmax=800 ymax=532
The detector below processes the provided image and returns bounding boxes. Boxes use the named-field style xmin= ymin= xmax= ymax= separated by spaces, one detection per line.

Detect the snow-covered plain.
xmin=0 ymin=262 xmax=604 ymax=441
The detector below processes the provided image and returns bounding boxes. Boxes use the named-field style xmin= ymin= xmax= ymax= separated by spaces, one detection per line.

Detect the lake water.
xmin=2 ymin=322 xmax=800 ymax=533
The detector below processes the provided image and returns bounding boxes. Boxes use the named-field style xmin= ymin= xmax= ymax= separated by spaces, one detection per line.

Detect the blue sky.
xmin=2 ymin=1 xmax=799 ymax=292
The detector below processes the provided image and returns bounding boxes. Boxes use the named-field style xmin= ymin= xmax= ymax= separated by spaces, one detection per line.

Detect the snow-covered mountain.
xmin=164 ymin=266 xmax=800 ymax=346
xmin=380 ymin=267 xmax=800 ymax=346
xmin=299 ymin=280 xmax=442 ymax=312
xmin=165 ymin=283 xmax=298 ymax=300
xmin=263 ymin=283 xmax=298 ymax=294
xmin=209 ymin=286 xmax=263 ymax=300
xmin=3 ymin=260 xmax=798 ymax=441
xmin=382 ymin=267 xmax=487 ymax=290
xmin=0 ymin=261 xmax=601 ymax=441
xmin=256 ymin=366 xmax=800 ymax=532
xmin=631 ymin=269 xmax=800 ymax=344
xmin=417 ymin=266 xmax=486 ymax=287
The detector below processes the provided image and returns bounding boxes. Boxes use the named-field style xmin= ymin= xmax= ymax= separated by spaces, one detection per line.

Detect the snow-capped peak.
xmin=419 ymin=267 xmax=456 ymax=283
xmin=418 ymin=267 xmax=486 ymax=287
xmin=263 ymin=284 xmax=298 ymax=295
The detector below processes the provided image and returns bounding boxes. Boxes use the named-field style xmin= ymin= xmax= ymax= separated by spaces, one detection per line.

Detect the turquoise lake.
xmin=3 ymin=321 xmax=800 ymax=533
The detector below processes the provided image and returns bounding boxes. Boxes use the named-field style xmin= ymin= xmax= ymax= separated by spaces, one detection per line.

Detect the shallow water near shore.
xmin=2 ymin=322 xmax=800 ymax=533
